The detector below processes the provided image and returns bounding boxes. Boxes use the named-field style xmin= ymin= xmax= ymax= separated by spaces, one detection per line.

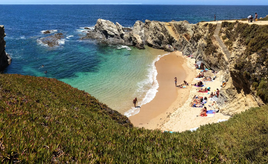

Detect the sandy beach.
xmin=129 ymin=51 xmax=231 ymax=132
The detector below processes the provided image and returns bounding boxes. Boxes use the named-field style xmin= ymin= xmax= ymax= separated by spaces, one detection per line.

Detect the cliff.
xmin=83 ymin=19 xmax=267 ymax=115
xmin=0 ymin=25 xmax=11 ymax=72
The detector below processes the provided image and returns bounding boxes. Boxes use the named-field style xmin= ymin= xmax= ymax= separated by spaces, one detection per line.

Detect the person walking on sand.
xmin=133 ymin=97 xmax=138 ymax=107
xmin=174 ymin=77 xmax=177 ymax=87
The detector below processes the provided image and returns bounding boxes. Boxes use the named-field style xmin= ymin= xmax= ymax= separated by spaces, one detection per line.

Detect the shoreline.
xmin=129 ymin=50 xmax=231 ymax=132
xmin=129 ymin=51 xmax=194 ymax=129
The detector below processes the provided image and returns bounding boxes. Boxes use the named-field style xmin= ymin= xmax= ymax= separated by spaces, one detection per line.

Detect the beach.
xmin=129 ymin=51 xmax=231 ymax=132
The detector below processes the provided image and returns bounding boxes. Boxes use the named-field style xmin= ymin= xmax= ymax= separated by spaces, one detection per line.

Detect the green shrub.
xmin=222 ymin=35 xmax=227 ymax=40
xmin=1 ymin=74 xmax=268 ymax=163
xmin=257 ymin=79 xmax=268 ymax=102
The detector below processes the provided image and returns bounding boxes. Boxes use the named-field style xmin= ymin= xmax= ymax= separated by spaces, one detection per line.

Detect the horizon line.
xmin=1 ymin=3 xmax=268 ymax=6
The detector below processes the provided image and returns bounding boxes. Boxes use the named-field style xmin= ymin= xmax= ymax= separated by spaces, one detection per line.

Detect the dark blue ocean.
xmin=1 ymin=5 xmax=267 ymax=114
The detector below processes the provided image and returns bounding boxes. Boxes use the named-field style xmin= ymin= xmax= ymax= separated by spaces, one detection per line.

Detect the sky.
xmin=1 ymin=0 xmax=268 ymax=5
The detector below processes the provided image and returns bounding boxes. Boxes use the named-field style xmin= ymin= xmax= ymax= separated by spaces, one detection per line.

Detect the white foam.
xmin=124 ymin=107 xmax=140 ymax=118
xmin=117 ymin=45 xmax=131 ymax=51
xmin=66 ymin=35 xmax=74 ymax=39
xmin=36 ymin=39 xmax=49 ymax=47
xmin=124 ymin=53 xmax=170 ymax=117
xmin=41 ymin=29 xmax=58 ymax=34
xmin=76 ymin=26 xmax=94 ymax=33
xmin=58 ymin=39 xmax=65 ymax=45
xmin=36 ymin=38 xmax=65 ymax=47
xmin=20 ymin=36 xmax=26 ymax=39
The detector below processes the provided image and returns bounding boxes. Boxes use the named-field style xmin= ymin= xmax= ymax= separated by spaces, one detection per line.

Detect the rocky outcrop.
xmin=83 ymin=20 xmax=227 ymax=70
xmin=0 ymin=25 xmax=11 ymax=72
xmin=83 ymin=19 xmax=266 ymax=114
xmin=40 ymin=33 xmax=64 ymax=47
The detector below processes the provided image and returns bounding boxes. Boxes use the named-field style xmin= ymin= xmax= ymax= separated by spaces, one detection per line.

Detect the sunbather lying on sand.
xmin=203 ymin=76 xmax=212 ymax=81
xmin=192 ymin=81 xmax=203 ymax=87
xmin=200 ymin=107 xmax=207 ymax=116
xmin=198 ymin=88 xmax=207 ymax=92
xmin=190 ymin=96 xmax=208 ymax=107
xmin=196 ymin=72 xmax=204 ymax=78
xmin=177 ymin=84 xmax=186 ymax=88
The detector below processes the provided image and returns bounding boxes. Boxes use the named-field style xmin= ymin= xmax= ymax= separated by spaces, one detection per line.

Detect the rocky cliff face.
xmin=83 ymin=19 xmax=227 ymax=70
xmin=83 ymin=19 xmax=267 ymax=114
xmin=0 ymin=25 xmax=11 ymax=72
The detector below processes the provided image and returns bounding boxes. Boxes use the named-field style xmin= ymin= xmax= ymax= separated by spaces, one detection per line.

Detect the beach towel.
xmin=206 ymin=110 xmax=215 ymax=114
xmin=192 ymin=105 xmax=204 ymax=108
xmin=164 ymin=131 xmax=174 ymax=133
xmin=194 ymin=85 xmax=205 ymax=87
xmin=206 ymin=110 xmax=215 ymax=117
xmin=198 ymin=90 xmax=208 ymax=93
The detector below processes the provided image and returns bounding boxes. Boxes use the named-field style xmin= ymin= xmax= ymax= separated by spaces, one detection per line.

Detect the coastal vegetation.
xmin=220 ymin=22 xmax=268 ymax=102
xmin=1 ymin=74 xmax=268 ymax=163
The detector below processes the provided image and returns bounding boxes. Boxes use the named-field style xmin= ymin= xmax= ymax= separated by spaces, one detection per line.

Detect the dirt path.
xmin=213 ymin=23 xmax=231 ymax=61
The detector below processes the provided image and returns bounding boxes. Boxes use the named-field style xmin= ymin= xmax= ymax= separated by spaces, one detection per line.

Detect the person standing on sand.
xmin=133 ymin=97 xmax=138 ymax=107
xmin=174 ymin=77 xmax=177 ymax=87
xmin=254 ymin=13 xmax=258 ymax=21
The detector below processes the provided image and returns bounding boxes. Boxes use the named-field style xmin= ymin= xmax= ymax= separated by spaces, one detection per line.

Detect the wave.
xmin=41 ymin=29 xmax=58 ymax=34
xmin=66 ymin=35 xmax=74 ymax=39
xmin=117 ymin=45 xmax=131 ymax=51
xmin=20 ymin=36 xmax=26 ymax=39
xmin=76 ymin=26 xmax=94 ymax=33
xmin=37 ymin=39 xmax=49 ymax=47
xmin=36 ymin=38 xmax=65 ymax=47
xmin=124 ymin=53 xmax=170 ymax=117
xmin=58 ymin=39 xmax=65 ymax=45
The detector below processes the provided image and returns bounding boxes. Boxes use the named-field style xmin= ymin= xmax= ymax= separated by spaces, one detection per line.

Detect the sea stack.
xmin=0 ymin=25 xmax=11 ymax=72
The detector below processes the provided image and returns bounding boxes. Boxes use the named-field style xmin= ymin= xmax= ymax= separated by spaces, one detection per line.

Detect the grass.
xmin=1 ymin=74 xmax=268 ymax=163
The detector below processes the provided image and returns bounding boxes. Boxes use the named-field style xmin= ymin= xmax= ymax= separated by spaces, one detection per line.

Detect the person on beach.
xmin=254 ymin=13 xmax=258 ymax=21
xmin=214 ymin=14 xmax=216 ymax=21
xmin=192 ymin=81 xmax=203 ymax=87
xmin=248 ymin=15 xmax=253 ymax=22
xmin=174 ymin=77 xmax=177 ymax=87
xmin=200 ymin=107 xmax=207 ymax=117
xmin=216 ymin=88 xmax=220 ymax=97
xmin=184 ymin=80 xmax=189 ymax=86
xmin=133 ymin=97 xmax=138 ymax=107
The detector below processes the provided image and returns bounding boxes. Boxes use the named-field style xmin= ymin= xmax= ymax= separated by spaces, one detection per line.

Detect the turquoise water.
xmin=61 ymin=46 xmax=165 ymax=113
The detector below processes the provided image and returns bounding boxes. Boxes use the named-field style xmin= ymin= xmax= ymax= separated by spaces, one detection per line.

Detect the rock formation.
xmin=0 ymin=25 xmax=11 ymax=72
xmin=40 ymin=33 xmax=64 ymax=47
xmin=84 ymin=19 xmax=268 ymax=115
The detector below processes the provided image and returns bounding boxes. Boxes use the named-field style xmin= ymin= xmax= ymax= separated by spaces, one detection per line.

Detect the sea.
xmin=1 ymin=5 xmax=267 ymax=116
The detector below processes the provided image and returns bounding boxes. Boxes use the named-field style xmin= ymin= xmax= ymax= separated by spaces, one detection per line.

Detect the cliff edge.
xmin=83 ymin=19 xmax=267 ymax=115
xmin=0 ymin=25 xmax=11 ymax=72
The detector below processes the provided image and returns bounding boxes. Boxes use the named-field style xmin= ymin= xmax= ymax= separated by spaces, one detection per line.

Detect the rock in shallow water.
xmin=40 ymin=33 xmax=64 ymax=47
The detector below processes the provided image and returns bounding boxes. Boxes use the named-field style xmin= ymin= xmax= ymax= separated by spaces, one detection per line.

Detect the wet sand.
xmin=129 ymin=51 xmax=194 ymax=129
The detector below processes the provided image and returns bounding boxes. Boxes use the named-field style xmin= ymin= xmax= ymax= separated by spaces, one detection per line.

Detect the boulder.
xmin=40 ymin=33 xmax=64 ymax=47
